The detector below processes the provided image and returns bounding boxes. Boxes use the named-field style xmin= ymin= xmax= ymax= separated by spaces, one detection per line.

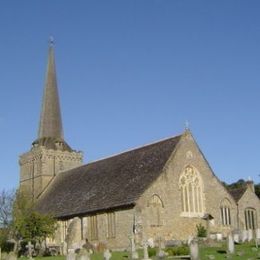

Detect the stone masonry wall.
xmin=135 ymin=131 xmax=237 ymax=241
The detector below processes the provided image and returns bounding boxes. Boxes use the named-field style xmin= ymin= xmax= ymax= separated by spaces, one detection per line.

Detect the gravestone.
xmin=103 ymin=249 xmax=112 ymax=260
xmin=233 ymin=234 xmax=239 ymax=244
xmin=216 ymin=233 xmax=222 ymax=241
xmin=61 ymin=241 xmax=68 ymax=255
xmin=26 ymin=241 xmax=34 ymax=259
xmin=66 ymin=250 xmax=76 ymax=260
xmin=255 ymin=229 xmax=260 ymax=248
xmin=248 ymin=229 xmax=253 ymax=242
xmin=129 ymin=234 xmax=138 ymax=259
xmin=5 ymin=252 xmax=17 ymax=260
xmin=241 ymin=230 xmax=247 ymax=242
xmin=142 ymin=241 xmax=151 ymax=260
xmin=227 ymin=234 xmax=235 ymax=254
xmin=157 ymin=237 xmax=165 ymax=259
xmin=189 ymin=239 xmax=199 ymax=260
xmin=76 ymin=248 xmax=90 ymax=260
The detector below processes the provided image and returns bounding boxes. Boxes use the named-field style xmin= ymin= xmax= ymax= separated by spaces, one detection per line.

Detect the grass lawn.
xmin=18 ymin=242 xmax=260 ymax=259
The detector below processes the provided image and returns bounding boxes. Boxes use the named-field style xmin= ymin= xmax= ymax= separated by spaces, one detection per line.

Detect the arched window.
xmin=220 ymin=198 xmax=231 ymax=226
xmin=179 ymin=165 xmax=204 ymax=217
xmin=148 ymin=194 xmax=164 ymax=226
xmin=245 ymin=208 xmax=257 ymax=230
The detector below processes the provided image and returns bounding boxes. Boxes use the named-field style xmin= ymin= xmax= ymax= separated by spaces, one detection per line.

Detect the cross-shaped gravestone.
xmin=26 ymin=241 xmax=34 ymax=259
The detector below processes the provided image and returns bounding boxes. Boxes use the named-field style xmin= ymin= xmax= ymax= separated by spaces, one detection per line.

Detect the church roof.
xmin=36 ymin=135 xmax=182 ymax=218
xmin=228 ymin=186 xmax=247 ymax=202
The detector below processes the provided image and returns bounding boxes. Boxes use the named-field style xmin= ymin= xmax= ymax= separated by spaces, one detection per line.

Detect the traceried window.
xmin=245 ymin=208 xmax=257 ymax=230
xmin=179 ymin=165 xmax=204 ymax=217
xmin=107 ymin=212 xmax=116 ymax=238
xmin=148 ymin=194 xmax=164 ymax=226
xmin=88 ymin=215 xmax=98 ymax=240
xmin=220 ymin=198 xmax=231 ymax=226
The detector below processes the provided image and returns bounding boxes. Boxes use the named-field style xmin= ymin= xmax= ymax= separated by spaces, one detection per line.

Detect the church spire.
xmin=38 ymin=38 xmax=63 ymax=139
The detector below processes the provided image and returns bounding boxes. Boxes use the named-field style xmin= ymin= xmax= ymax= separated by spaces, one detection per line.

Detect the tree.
xmin=12 ymin=191 xmax=57 ymax=243
xmin=0 ymin=189 xmax=15 ymax=228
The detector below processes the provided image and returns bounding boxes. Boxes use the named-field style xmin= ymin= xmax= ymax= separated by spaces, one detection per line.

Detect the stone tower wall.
xmin=19 ymin=146 xmax=82 ymax=199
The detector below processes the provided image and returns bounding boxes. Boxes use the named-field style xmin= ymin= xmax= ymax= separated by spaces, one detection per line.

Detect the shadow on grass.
xmin=216 ymin=250 xmax=226 ymax=254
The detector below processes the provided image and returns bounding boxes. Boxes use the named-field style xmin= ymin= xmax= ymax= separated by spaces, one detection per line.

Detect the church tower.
xmin=19 ymin=41 xmax=83 ymax=200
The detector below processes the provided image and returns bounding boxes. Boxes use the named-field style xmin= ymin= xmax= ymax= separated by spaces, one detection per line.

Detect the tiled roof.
xmin=36 ymin=135 xmax=181 ymax=218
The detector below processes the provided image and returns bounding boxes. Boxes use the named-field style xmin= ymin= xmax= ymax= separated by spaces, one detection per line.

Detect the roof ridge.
xmin=85 ymin=133 xmax=183 ymax=166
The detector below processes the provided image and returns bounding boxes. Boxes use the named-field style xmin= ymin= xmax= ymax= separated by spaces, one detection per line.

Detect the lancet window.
xmin=179 ymin=165 xmax=204 ymax=217
xmin=220 ymin=198 xmax=231 ymax=226
xmin=148 ymin=194 xmax=164 ymax=226
xmin=245 ymin=208 xmax=257 ymax=230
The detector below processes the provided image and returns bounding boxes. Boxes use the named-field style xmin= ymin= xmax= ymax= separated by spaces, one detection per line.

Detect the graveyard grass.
xmin=18 ymin=242 xmax=260 ymax=259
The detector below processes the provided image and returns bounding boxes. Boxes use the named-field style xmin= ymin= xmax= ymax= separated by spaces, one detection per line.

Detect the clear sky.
xmin=1 ymin=1 xmax=260 ymax=191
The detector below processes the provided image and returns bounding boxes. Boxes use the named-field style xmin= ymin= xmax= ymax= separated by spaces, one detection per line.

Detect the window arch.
xmin=179 ymin=165 xmax=204 ymax=217
xmin=220 ymin=198 xmax=231 ymax=226
xmin=245 ymin=207 xmax=257 ymax=230
xmin=148 ymin=194 xmax=164 ymax=226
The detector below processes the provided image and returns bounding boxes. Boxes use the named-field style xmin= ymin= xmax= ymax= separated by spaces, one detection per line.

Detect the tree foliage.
xmin=0 ymin=189 xmax=15 ymax=228
xmin=12 ymin=191 xmax=57 ymax=242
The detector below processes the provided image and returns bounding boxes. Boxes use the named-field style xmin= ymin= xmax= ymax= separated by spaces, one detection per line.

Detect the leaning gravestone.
xmin=189 ymin=239 xmax=199 ymax=260
xmin=103 ymin=249 xmax=112 ymax=260
xmin=227 ymin=234 xmax=235 ymax=254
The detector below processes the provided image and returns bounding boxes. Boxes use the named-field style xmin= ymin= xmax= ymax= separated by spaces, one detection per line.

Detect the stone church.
xmin=19 ymin=43 xmax=260 ymax=250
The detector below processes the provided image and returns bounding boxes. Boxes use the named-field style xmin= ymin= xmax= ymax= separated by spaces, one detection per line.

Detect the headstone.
xmin=227 ymin=234 xmax=235 ymax=254
xmin=5 ymin=252 xmax=17 ymax=260
xmin=26 ymin=241 xmax=34 ymax=259
xmin=216 ymin=233 xmax=222 ymax=241
xmin=142 ymin=241 xmax=151 ymax=260
xmin=129 ymin=234 xmax=138 ymax=259
xmin=189 ymin=239 xmax=199 ymax=260
xmin=66 ymin=250 xmax=76 ymax=260
xmin=233 ymin=234 xmax=239 ymax=244
xmin=248 ymin=229 xmax=253 ymax=242
xmin=76 ymin=248 xmax=90 ymax=260
xmin=241 ymin=230 xmax=247 ymax=242
xmin=103 ymin=249 xmax=112 ymax=260
xmin=61 ymin=241 xmax=68 ymax=255
xmin=157 ymin=237 xmax=165 ymax=259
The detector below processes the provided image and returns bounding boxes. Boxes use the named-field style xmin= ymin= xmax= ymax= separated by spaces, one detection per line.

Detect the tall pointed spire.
xmin=38 ymin=38 xmax=63 ymax=139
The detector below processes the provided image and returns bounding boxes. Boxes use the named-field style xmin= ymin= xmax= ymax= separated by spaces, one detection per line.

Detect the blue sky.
xmin=1 ymin=1 xmax=260 ymax=191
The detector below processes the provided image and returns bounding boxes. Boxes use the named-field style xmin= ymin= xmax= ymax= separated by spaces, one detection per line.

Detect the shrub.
xmin=148 ymin=247 xmax=157 ymax=257
xmin=196 ymin=223 xmax=207 ymax=237
xmin=165 ymin=246 xmax=189 ymax=256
